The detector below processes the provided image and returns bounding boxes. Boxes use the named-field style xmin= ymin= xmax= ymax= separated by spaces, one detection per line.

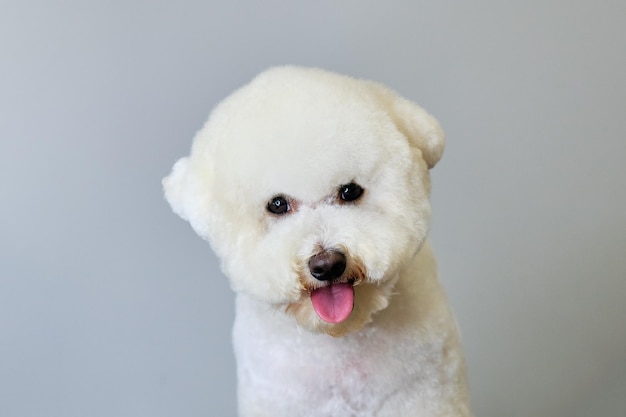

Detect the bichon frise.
xmin=163 ymin=66 xmax=471 ymax=417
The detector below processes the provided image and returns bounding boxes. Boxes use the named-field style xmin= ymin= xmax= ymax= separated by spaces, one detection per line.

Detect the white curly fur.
xmin=163 ymin=66 xmax=471 ymax=416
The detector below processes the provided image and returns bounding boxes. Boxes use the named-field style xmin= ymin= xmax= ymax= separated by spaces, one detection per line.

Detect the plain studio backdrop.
xmin=1 ymin=1 xmax=625 ymax=416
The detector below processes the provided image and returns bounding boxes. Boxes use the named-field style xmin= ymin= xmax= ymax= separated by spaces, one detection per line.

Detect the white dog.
xmin=163 ymin=67 xmax=471 ymax=417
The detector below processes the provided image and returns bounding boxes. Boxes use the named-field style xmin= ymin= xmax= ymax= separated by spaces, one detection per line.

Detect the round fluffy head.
xmin=163 ymin=66 xmax=444 ymax=336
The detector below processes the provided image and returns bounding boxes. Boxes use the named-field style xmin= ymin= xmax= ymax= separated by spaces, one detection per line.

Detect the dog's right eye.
xmin=267 ymin=196 xmax=290 ymax=215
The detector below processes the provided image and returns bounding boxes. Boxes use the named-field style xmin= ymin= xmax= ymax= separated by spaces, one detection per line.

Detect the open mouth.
xmin=310 ymin=280 xmax=355 ymax=323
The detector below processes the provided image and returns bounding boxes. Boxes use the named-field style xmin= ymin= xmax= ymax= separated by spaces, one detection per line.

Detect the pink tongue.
xmin=310 ymin=283 xmax=354 ymax=323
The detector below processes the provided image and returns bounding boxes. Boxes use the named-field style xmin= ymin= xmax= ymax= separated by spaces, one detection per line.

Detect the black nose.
xmin=308 ymin=251 xmax=347 ymax=281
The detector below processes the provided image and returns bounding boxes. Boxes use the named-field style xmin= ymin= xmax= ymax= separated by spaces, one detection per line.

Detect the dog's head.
xmin=163 ymin=67 xmax=444 ymax=337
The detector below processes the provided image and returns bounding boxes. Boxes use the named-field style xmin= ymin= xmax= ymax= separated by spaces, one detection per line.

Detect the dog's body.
xmin=164 ymin=67 xmax=471 ymax=416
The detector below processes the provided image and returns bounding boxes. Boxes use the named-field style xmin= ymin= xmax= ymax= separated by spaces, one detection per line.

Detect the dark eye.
xmin=339 ymin=182 xmax=364 ymax=202
xmin=267 ymin=196 xmax=290 ymax=215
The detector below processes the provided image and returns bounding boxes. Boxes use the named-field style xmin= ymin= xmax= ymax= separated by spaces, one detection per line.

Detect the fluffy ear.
xmin=162 ymin=157 xmax=191 ymax=221
xmin=374 ymin=86 xmax=445 ymax=169
xmin=163 ymin=156 xmax=214 ymax=240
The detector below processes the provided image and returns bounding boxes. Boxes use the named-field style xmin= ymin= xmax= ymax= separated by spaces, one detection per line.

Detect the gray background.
xmin=1 ymin=1 xmax=625 ymax=416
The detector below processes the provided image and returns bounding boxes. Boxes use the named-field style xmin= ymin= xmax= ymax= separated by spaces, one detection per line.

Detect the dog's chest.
xmin=232 ymin=295 xmax=447 ymax=416
xmin=236 ymin=327 xmax=403 ymax=415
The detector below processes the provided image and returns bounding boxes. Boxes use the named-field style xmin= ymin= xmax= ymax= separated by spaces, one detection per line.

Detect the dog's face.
xmin=164 ymin=67 xmax=444 ymax=337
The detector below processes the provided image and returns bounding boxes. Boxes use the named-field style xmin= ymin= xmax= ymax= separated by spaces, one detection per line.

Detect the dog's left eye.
xmin=267 ymin=196 xmax=290 ymax=215
xmin=339 ymin=182 xmax=364 ymax=202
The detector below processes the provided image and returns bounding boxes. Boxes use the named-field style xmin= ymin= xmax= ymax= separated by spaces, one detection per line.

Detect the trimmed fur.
xmin=163 ymin=66 xmax=471 ymax=416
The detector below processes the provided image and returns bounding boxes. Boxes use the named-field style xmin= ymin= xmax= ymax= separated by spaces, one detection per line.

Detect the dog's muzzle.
xmin=308 ymin=250 xmax=354 ymax=324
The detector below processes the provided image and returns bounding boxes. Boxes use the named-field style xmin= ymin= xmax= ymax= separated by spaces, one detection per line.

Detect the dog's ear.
xmin=163 ymin=156 xmax=214 ymax=240
xmin=390 ymin=96 xmax=445 ymax=169
xmin=373 ymin=85 xmax=445 ymax=169
xmin=163 ymin=157 xmax=191 ymax=221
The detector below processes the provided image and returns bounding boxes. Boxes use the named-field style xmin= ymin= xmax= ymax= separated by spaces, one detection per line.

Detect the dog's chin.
xmin=285 ymin=280 xmax=396 ymax=338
